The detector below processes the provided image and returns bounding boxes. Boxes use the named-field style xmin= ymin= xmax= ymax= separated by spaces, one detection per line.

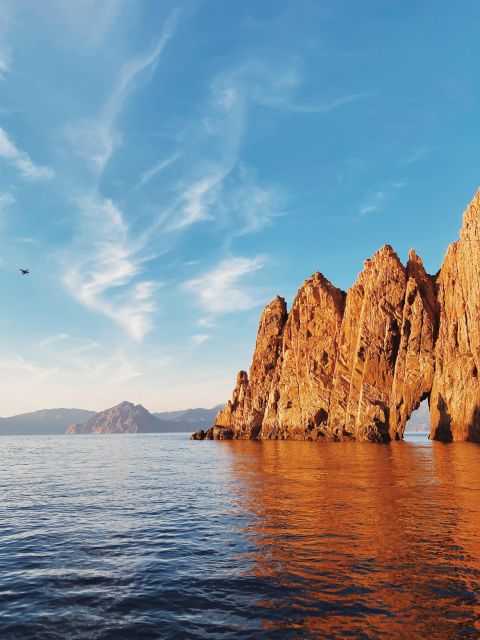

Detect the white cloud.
xmin=39 ymin=332 xmax=71 ymax=348
xmin=62 ymin=14 xmax=180 ymax=338
xmin=210 ymin=61 xmax=372 ymax=115
xmin=105 ymin=10 xmax=180 ymax=124
xmin=39 ymin=333 xmax=100 ymax=353
xmin=359 ymin=204 xmax=379 ymax=216
xmin=191 ymin=334 xmax=211 ymax=346
xmin=168 ymin=171 xmax=225 ymax=230
xmin=62 ymin=195 xmax=159 ymax=341
xmin=284 ymin=92 xmax=373 ymax=114
xmin=0 ymin=127 xmax=54 ymax=181
xmin=399 ymin=145 xmax=432 ymax=166
xmin=161 ymin=60 xmax=364 ymax=235
xmin=160 ymin=62 xmax=289 ymax=233
xmin=0 ymin=51 xmax=9 ymax=78
xmin=136 ymin=153 xmax=180 ymax=190
xmin=359 ymin=181 xmax=407 ymax=216
xmin=67 ymin=9 xmax=180 ymax=175
xmin=218 ymin=165 xmax=286 ymax=241
xmin=183 ymin=256 xmax=265 ymax=315
xmin=65 ymin=119 xmax=118 ymax=176
xmin=197 ymin=317 xmax=216 ymax=328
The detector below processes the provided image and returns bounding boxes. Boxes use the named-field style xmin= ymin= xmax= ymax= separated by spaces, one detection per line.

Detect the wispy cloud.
xmin=168 ymin=171 xmax=225 ymax=230
xmin=136 ymin=153 xmax=180 ymax=190
xmin=64 ymin=120 xmax=118 ymax=177
xmin=105 ymin=10 xmax=180 ymax=124
xmin=39 ymin=332 xmax=71 ymax=348
xmin=0 ymin=58 xmax=8 ymax=78
xmin=399 ymin=145 xmax=432 ymax=166
xmin=0 ymin=352 xmax=59 ymax=381
xmin=191 ymin=333 xmax=211 ymax=346
xmin=197 ymin=317 xmax=216 ymax=328
xmin=67 ymin=9 xmax=180 ymax=175
xmin=62 ymin=13 xmax=180 ymax=338
xmin=62 ymin=195 xmax=160 ymax=341
xmin=278 ymin=91 xmax=373 ymax=114
xmin=219 ymin=165 xmax=286 ymax=242
xmin=359 ymin=181 xmax=407 ymax=216
xmin=39 ymin=333 xmax=99 ymax=352
xmin=0 ymin=127 xmax=54 ymax=181
xmin=161 ymin=60 xmax=364 ymax=236
xmin=159 ymin=62 xmax=292 ymax=233
xmin=183 ymin=255 xmax=265 ymax=315
xmin=0 ymin=51 xmax=9 ymax=79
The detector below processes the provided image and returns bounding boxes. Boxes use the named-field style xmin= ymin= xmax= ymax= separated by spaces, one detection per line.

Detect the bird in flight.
xmin=19 ymin=268 xmax=30 ymax=275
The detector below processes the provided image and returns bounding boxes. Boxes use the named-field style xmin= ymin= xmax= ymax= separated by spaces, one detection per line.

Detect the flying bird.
xmin=19 ymin=268 xmax=30 ymax=275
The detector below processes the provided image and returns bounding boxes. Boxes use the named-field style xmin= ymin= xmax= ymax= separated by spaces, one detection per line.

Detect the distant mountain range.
xmin=0 ymin=404 xmax=223 ymax=436
xmin=0 ymin=408 xmax=96 ymax=436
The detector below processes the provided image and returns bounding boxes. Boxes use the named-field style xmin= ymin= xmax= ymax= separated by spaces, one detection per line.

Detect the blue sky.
xmin=0 ymin=0 xmax=479 ymax=415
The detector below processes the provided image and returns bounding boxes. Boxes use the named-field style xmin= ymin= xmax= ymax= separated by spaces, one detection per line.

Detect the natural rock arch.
xmin=192 ymin=191 xmax=480 ymax=443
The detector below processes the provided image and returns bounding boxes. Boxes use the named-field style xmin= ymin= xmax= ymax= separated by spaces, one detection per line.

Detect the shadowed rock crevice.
xmin=430 ymin=395 xmax=453 ymax=442
xmin=191 ymin=190 xmax=480 ymax=443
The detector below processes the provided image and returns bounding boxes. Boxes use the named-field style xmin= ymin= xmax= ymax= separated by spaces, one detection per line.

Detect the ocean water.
xmin=0 ymin=434 xmax=479 ymax=639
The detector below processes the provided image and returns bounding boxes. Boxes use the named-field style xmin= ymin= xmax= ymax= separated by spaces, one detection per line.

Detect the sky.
xmin=0 ymin=0 xmax=479 ymax=416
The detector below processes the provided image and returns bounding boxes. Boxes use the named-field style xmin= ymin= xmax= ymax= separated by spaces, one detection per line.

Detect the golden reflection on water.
xmin=221 ymin=440 xmax=480 ymax=639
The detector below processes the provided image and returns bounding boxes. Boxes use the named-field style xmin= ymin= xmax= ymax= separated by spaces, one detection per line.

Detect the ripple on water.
xmin=0 ymin=434 xmax=479 ymax=639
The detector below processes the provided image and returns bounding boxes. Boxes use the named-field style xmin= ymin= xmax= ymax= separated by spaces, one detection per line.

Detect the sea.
xmin=0 ymin=433 xmax=479 ymax=639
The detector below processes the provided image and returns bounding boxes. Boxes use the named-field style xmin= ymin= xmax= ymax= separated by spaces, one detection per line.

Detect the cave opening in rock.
xmin=404 ymin=397 xmax=430 ymax=441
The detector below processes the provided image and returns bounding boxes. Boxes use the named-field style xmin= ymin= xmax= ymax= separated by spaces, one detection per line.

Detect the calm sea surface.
xmin=0 ymin=433 xmax=479 ymax=639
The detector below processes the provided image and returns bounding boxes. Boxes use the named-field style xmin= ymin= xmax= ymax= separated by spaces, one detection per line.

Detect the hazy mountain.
xmin=154 ymin=405 xmax=223 ymax=431
xmin=0 ymin=409 xmax=96 ymax=436
xmin=66 ymin=401 xmax=165 ymax=434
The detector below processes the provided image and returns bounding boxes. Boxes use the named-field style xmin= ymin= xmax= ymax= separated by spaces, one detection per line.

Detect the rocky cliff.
xmin=66 ymin=401 xmax=161 ymax=434
xmin=192 ymin=190 xmax=480 ymax=443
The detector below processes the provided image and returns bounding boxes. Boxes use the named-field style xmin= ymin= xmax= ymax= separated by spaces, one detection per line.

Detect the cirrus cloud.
xmin=0 ymin=127 xmax=54 ymax=181
xmin=183 ymin=255 xmax=265 ymax=315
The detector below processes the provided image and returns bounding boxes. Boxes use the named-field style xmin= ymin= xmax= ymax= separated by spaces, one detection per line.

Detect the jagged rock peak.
xmin=459 ymin=188 xmax=480 ymax=240
xmin=259 ymin=294 xmax=288 ymax=325
xmin=406 ymin=249 xmax=438 ymax=321
xmin=363 ymin=244 xmax=404 ymax=270
xmin=295 ymin=271 xmax=346 ymax=310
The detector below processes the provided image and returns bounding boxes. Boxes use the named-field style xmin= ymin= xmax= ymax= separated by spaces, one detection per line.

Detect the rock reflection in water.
xmin=222 ymin=439 xmax=480 ymax=639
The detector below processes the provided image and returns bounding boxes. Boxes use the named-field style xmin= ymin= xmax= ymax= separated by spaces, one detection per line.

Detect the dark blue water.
xmin=1 ymin=434 xmax=479 ymax=639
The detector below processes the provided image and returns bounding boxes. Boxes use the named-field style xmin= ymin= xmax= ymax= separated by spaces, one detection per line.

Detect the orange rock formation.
xmin=192 ymin=191 xmax=480 ymax=442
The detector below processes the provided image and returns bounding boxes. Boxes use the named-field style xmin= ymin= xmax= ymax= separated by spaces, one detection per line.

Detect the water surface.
xmin=0 ymin=434 xmax=479 ymax=639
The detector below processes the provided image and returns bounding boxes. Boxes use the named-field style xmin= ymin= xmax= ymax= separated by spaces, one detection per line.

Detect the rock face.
xmin=66 ymin=401 xmax=162 ymax=434
xmin=191 ymin=190 xmax=480 ymax=443
xmin=430 ymin=192 xmax=480 ymax=442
